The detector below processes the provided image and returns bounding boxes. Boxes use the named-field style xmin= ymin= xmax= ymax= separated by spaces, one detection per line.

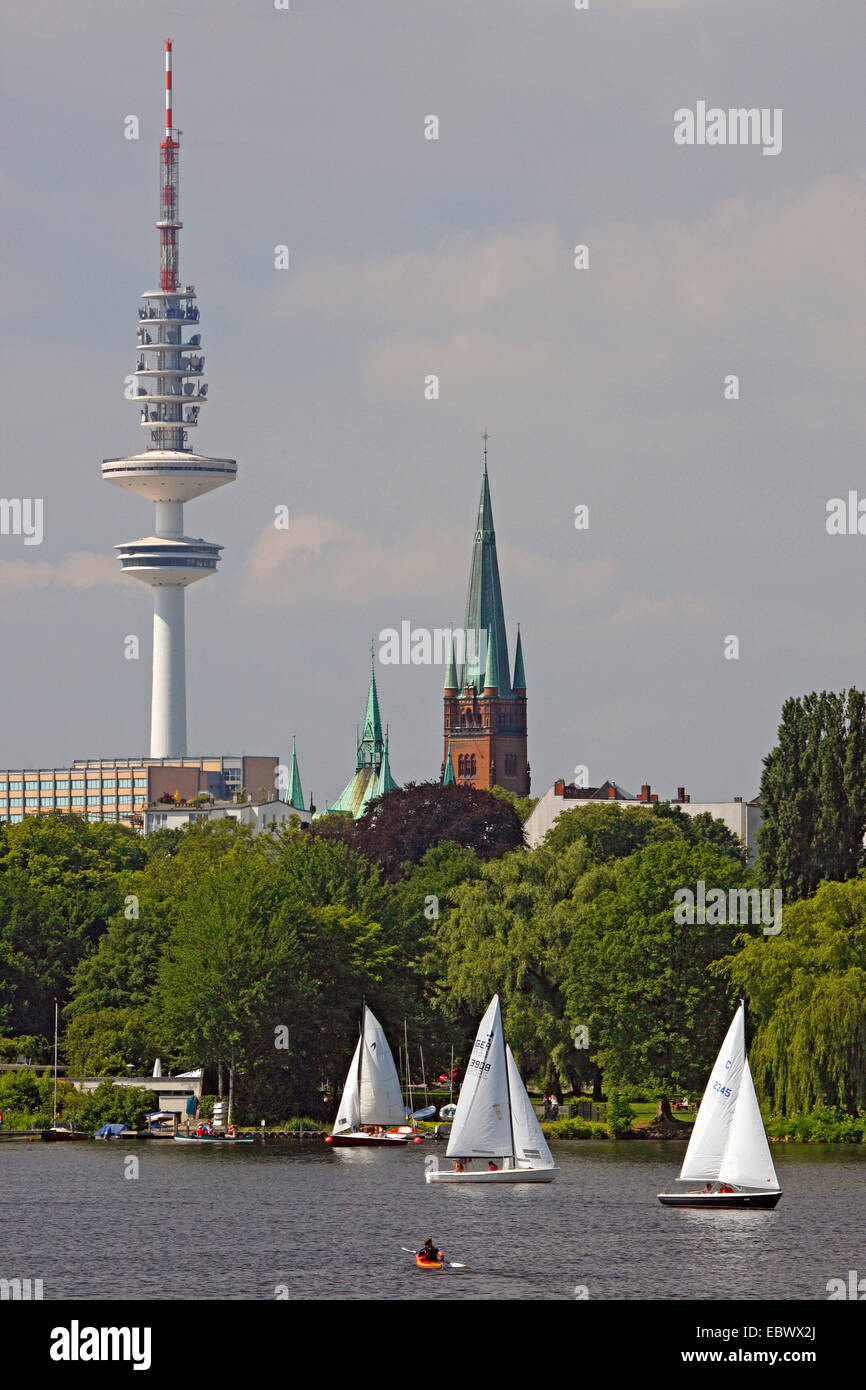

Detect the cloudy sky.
xmin=2 ymin=0 xmax=863 ymax=806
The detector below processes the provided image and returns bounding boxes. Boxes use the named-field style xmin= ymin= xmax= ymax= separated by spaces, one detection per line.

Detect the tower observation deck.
xmin=102 ymin=40 xmax=236 ymax=758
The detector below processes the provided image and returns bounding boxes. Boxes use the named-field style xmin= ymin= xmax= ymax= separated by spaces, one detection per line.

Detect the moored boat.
xmin=326 ymin=1005 xmax=410 ymax=1147
xmin=172 ymin=1133 xmax=254 ymax=1145
xmin=425 ymin=994 xmax=558 ymax=1184
xmin=657 ymin=1002 xmax=782 ymax=1209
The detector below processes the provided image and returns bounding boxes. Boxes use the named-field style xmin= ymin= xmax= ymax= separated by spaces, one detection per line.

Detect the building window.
xmin=119 ymin=779 xmax=131 ymax=788
xmin=134 ymin=779 xmax=147 ymax=789
xmin=87 ymin=795 xmax=100 ymax=804
xmin=56 ymin=796 xmax=69 ymax=805
xmin=103 ymin=779 xmax=116 ymax=788
xmin=88 ymin=814 xmax=101 ymax=822
xmin=25 ymin=797 xmax=38 ymax=806
xmin=504 ymin=754 xmax=517 ymax=776
xmin=10 ymin=814 xmax=22 ymax=823
xmin=10 ymin=797 xmax=21 ymax=806
xmin=71 ymin=780 xmax=84 ymax=790
xmin=71 ymin=795 xmax=85 ymax=806
xmin=103 ymin=793 xmax=116 ymax=803
xmin=25 ymin=781 xmax=38 ymax=791
xmin=55 ymin=781 xmax=68 ymax=790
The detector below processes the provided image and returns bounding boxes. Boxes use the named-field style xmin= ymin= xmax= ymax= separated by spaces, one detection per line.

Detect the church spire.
xmin=512 ymin=624 xmax=526 ymax=691
xmin=442 ymin=736 xmax=456 ymax=785
xmin=358 ymin=643 xmax=384 ymax=769
xmin=460 ymin=434 xmax=512 ymax=698
xmin=444 ymin=624 xmax=458 ymax=692
xmin=284 ymin=736 xmax=306 ymax=811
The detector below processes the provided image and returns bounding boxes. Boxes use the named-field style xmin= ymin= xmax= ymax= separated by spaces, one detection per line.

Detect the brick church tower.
xmin=442 ymin=440 xmax=529 ymax=795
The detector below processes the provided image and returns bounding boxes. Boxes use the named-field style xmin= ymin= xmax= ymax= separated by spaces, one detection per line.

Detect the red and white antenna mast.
xmin=158 ymin=39 xmax=181 ymax=293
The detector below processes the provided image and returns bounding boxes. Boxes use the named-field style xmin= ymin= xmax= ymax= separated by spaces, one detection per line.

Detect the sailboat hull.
xmin=327 ymin=1133 xmax=408 ymax=1147
xmin=657 ymin=1190 xmax=782 ymax=1209
xmin=426 ymin=1165 xmax=558 ymax=1184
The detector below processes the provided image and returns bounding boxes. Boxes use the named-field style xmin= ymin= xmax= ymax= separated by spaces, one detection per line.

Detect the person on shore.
xmin=417 ymin=1237 xmax=444 ymax=1265
xmin=488 ymin=1161 xmax=498 ymax=1171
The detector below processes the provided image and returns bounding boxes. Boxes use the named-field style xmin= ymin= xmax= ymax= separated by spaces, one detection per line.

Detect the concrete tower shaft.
xmin=102 ymin=41 xmax=236 ymax=759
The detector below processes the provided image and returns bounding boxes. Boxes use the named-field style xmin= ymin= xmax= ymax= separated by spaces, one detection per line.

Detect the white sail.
xmin=446 ymin=995 xmax=514 ymax=1160
xmin=332 ymin=1036 xmax=362 ymax=1135
xmin=718 ymin=1058 xmax=779 ymax=1190
xmin=679 ymin=1004 xmax=745 ymax=1182
xmin=506 ymin=1045 xmax=554 ymax=1169
xmin=358 ymin=1006 xmax=406 ymax=1126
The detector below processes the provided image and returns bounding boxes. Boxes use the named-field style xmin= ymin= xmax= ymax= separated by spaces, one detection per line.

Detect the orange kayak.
xmin=415 ymin=1254 xmax=444 ymax=1270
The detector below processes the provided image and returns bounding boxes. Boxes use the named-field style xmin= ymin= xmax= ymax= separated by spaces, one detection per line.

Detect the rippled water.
xmin=2 ymin=1140 xmax=863 ymax=1300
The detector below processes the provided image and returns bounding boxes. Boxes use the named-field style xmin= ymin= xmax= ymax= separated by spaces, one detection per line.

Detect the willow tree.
xmin=726 ymin=876 xmax=866 ymax=1115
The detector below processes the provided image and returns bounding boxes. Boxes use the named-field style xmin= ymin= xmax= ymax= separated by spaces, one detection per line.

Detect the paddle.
xmin=401 ymin=1246 xmax=466 ymax=1269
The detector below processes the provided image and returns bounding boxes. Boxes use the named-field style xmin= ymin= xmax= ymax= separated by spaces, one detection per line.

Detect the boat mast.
xmin=52 ymin=996 xmax=58 ymax=1127
xmin=403 ymin=1017 xmax=412 ymax=1122
xmin=501 ymin=1014 xmax=517 ymax=1168
xmin=419 ymin=1046 xmax=429 ymax=1107
xmin=357 ymin=1003 xmax=366 ymax=1128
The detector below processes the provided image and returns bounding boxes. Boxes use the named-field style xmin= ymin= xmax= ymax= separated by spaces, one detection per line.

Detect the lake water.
xmin=2 ymin=1140 xmax=863 ymax=1300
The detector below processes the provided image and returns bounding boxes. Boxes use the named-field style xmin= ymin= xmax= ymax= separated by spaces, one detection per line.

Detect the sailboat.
xmin=657 ymin=1002 xmax=782 ymax=1209
xmin=326 ymin=1005 xmax=410 ymax=1147
xmin=40 ymin=997 xmax=88 ymax=1142
xmin=425 ymin=995 xmax=558 ymax=1183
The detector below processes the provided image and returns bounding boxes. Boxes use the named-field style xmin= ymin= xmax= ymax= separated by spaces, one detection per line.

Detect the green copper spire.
xmin=443 ymin=736 xmax=455 ymax=785
xmin=323 ymin=652 xmax=399 ymax=819
xmin=444 ymin=625 xmax=458 ymax=691
xmin=483 ymin=625 xmax=499 ymax=691
xmin=284 ymin=736 xmax=305 ymax=810
xmin=460 ymin=434 xmax=512 ymax=698
xmin=358 ymin=644 xmax=384 ymax=769
xmin=512 ymin=624 xmax=526 ymax=691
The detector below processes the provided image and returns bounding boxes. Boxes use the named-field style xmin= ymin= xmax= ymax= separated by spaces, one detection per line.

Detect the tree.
xmin=154 ymin=847 xmax=295 ymax=1124
xmin=725 ymin=875 xmax=866 ymax=1115
xmin=434 ymin=838 xmax=609 ymax=1099
xmin=0 ymin=814 xmax=147 ymax=1037
xmin=544 ymin=800 xmax=745 ymax=864
xmin=342 ymin=781 xmax=524 ymax=880
xmin=490 ymin=785 xmax=539 ymax=825
xmin=565 ymin=841 xmax=755 ymax=1112
xmin=757 ymin=689 xmax=866 ymax=899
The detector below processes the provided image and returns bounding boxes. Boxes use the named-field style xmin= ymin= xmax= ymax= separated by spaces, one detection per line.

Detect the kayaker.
xmin=417 ymin=1238 xmax=444 ymax=1265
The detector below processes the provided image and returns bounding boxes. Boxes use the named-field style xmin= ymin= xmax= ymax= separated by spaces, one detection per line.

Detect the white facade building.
xmin=524 ymin=779 xmax=762 ymax=861
xmin=144 ymin=797 xmax=311 ymax=836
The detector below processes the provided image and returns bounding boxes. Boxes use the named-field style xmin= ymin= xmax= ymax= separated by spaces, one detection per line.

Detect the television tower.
xmin=102 ymin=40 xmax=236 ymax=758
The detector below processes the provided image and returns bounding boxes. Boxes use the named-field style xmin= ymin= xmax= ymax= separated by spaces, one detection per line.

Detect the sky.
xmin=1 ymin=0 xmax=864 ymax=807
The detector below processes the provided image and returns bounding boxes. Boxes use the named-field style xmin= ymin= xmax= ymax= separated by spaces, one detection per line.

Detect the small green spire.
xmin=443 ymin=737 xmax=455 ymax=786
xmin=284 ymin=736 xmax=305 ymax=811
xmin=512 ymin=625 xmax=526 ymax=691
xmin=444 ymin=624 xmax=458 ymax=691
xmin=358 ymin=645 xmax=384 ymax=769
xmin=483 ymin=626 xmax=499 ymax=691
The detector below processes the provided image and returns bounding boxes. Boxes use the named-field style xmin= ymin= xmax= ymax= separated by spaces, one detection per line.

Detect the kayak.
xmin=415 ymin=1254 xmax=444 ymax=1270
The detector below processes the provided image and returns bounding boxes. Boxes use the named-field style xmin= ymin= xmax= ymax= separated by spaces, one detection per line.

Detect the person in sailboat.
xmin=417 ymin=1238 xmax=444 ymax=1265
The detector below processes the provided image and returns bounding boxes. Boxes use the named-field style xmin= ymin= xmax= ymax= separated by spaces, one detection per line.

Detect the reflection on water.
xmin=0 ymin=1140 xmax=862 ymax=1300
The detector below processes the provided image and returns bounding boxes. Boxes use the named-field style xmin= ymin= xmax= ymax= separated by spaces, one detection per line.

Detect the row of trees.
xmin=1 ymin=689 xmax=863 ymax=1123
